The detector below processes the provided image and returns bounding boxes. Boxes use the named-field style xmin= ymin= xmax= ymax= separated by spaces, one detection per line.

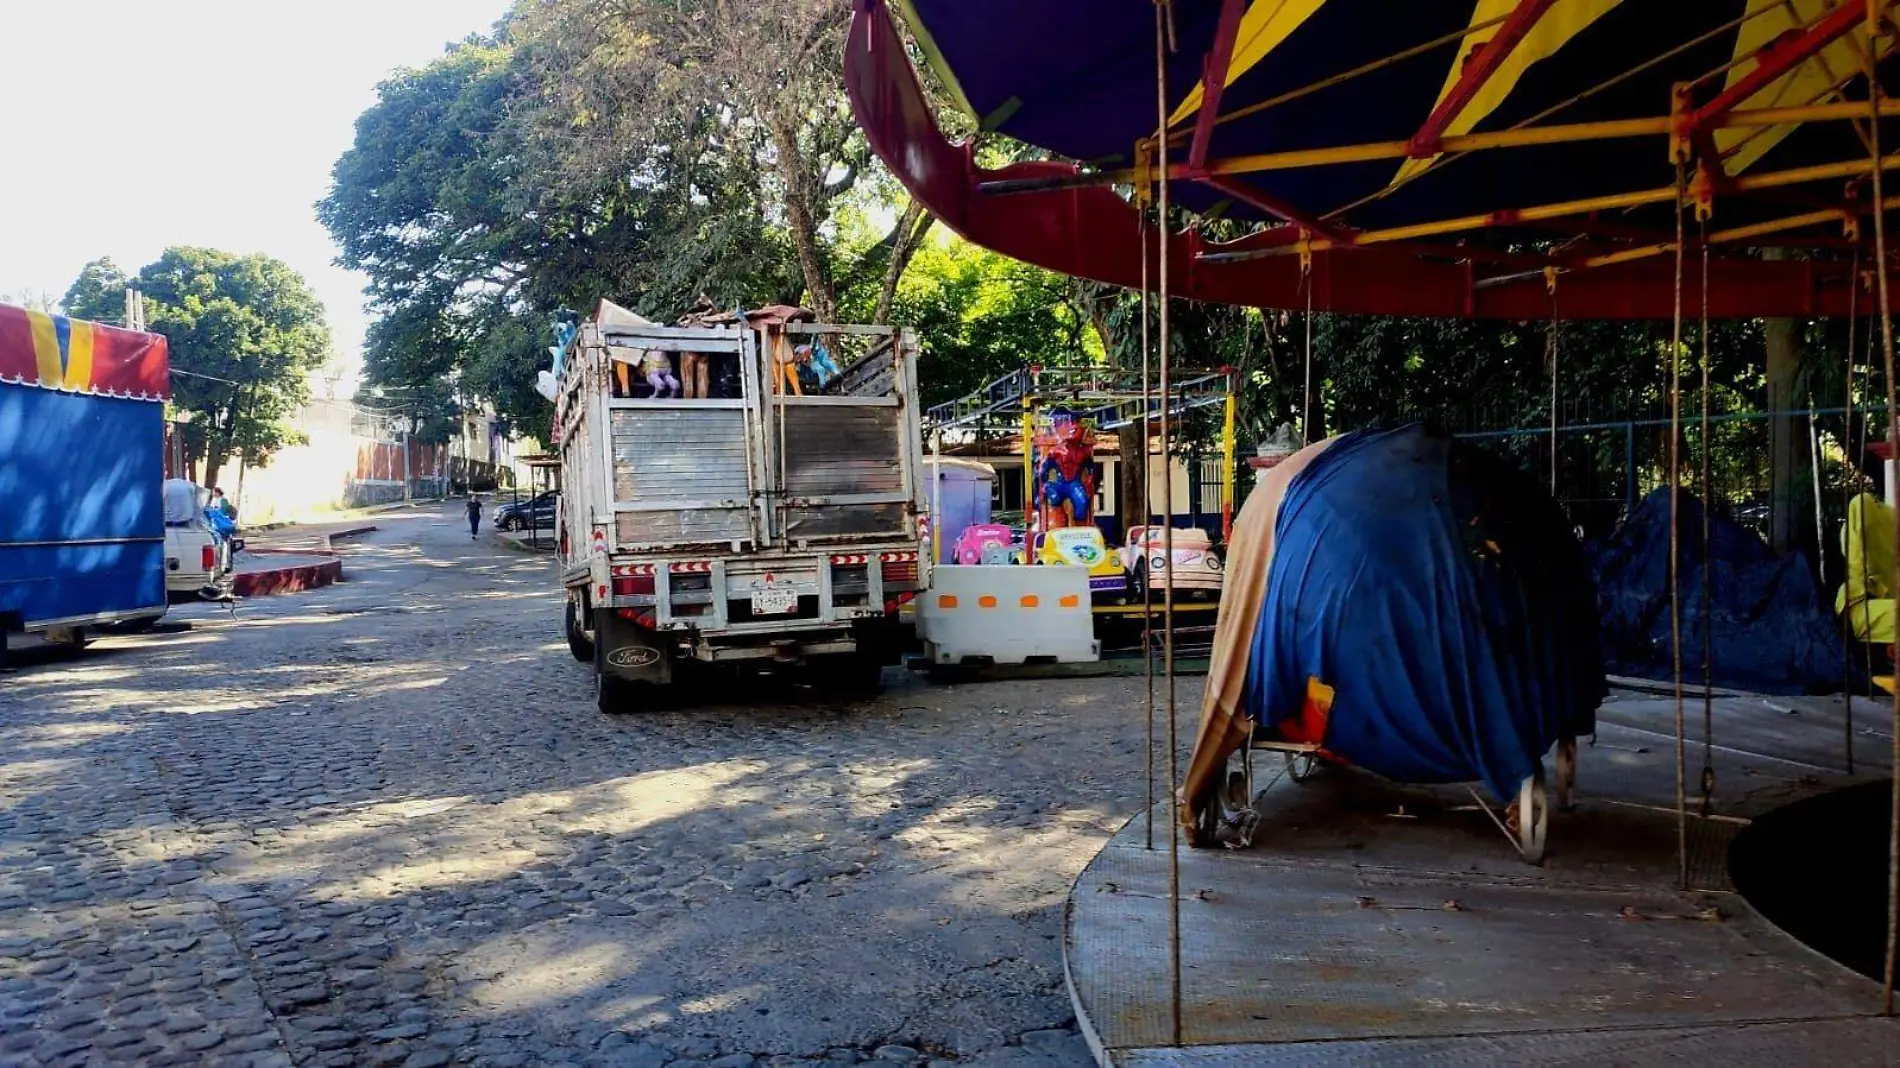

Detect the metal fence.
xmin=1453 ymin=406 xmax=1889 ymax=591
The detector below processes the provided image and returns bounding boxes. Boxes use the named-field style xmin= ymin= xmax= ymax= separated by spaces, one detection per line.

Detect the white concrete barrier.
xmin=917 ymin=565 xmax=1100 ymax=664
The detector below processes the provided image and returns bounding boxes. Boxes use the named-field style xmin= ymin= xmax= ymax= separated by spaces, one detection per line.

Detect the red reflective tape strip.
xmin=0 ymin=305 xmax=38 ymax=386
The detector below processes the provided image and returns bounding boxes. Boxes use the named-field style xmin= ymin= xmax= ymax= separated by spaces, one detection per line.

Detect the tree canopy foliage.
xmin=321 ymin=2 xmax=947 ymax=442
xmin=321 ymin=1 xmax=1857 ymax=561
xmin=63 ymin=249 xmax=331 ymax=489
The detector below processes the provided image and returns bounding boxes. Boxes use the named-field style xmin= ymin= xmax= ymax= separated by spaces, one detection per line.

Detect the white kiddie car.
xmin=1125 ymin=525 xmax=1223 ymax=600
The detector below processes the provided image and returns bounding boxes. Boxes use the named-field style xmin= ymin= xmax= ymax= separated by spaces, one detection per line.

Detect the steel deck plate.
xmin=1065 ymin=693 xmax=1895 ymax=1066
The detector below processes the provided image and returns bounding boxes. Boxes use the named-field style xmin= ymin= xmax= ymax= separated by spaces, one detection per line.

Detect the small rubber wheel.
xmin=1516 ymin=767 xmax=1549 ymax=865
xmin=1221 ymin=768 xmax=1250 ymax=811
xmin=1285 ymin=750 xmax=1318 ymax=783
xmin=1555 ymin=735 xmax=1578 ymax=811
xmin=565 ymin=598 xmax=595 ymax=663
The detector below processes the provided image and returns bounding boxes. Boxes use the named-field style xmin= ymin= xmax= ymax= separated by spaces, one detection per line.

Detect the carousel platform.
xmin=1064 ymin=687 xmax=1898 ymax=1066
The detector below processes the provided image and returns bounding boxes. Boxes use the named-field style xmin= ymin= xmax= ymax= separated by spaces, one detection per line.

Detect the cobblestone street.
xmin=1 ymin=503 xmax=1196 ymax=1068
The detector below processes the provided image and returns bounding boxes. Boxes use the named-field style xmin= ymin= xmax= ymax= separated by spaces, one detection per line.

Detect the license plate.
xmin=750 ymin=587 xmax=798 ymax=615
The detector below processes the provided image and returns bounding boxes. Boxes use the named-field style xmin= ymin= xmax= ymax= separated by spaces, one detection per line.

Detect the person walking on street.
xmin=466 ymin=492 xmax=482 ymax=540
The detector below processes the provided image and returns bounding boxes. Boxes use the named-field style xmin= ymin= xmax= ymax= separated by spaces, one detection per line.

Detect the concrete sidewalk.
xmin=490 ymin=528 xmax=556 ymax=554
xmin=244 ymin=519 xmax=380 ymax=555
xmin=228 ymin=516 xmax=391 ymax=596
xmin=232 ymin=551 xmax=343 ymax=597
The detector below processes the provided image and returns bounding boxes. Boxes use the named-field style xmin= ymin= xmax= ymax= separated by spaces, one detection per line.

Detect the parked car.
xmin=161 ymin=479 xmax=235 ymax=602
xmin=1125 ymin=525 xmax=1223 ymax=600
xmin=495 ymin=490 xmax=559 ymax=531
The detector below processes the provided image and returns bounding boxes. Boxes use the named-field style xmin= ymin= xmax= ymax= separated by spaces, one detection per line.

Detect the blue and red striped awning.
xmin=847 ymin=0 xmax=1900 ymax=319
xmin=0 ymin=304 xmax=170 ymax=401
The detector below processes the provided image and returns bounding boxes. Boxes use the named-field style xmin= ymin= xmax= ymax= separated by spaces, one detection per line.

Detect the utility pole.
xmin=401 ymin=406 xmax=413 ymax=503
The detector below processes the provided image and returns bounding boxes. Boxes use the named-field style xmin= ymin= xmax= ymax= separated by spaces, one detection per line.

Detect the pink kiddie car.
xmin=952 ymin=523 xmax=1016 ymax=565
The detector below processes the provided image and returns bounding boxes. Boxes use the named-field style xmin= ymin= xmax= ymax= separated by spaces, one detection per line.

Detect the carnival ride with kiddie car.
xmin=923 ymin=363 xmax=1238 ymax=619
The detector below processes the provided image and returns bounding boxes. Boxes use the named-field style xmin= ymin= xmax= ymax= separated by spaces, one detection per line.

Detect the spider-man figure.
xmin=1037 ymin=409 xmax=1096 ymax=529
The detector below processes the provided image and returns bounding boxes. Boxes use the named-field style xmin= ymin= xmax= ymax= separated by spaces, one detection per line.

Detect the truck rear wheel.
xmin=818 ymin=651 xmax=886 ymax=695
xmin=594 ymin=637 xmax=637 ymax=713
xmin=565 ymin=597 xmax=594 ymax=663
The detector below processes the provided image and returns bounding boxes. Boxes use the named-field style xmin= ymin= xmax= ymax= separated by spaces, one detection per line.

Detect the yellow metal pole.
xmin=1022 ymin=403 xmax=1036 ymax=561
xmin=1578 ymin=197 xmax=1900 ymax=271
xmin=1122 ymin=100 xmax=1900 ymax=185
xmin=1206 ymin=153 xmax=1900 ymax=262
xmin=1220 ymin=386 xmax=1237 ymax=542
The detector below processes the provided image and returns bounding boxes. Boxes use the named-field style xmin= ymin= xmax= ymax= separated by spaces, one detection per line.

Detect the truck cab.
xmin=555 ymin=302 xmax=926 ymax=710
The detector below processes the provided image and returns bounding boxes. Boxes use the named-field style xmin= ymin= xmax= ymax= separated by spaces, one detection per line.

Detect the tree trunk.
xmin=767 ymin=113 xmax=837 ymax=322
xmin=1118 ymin=423 xmax=1146 ymax=537
xmin=871 ymin=198 xmax=933 ymax=326
xmin=1765 ymin=315 xmax=1802 ymax=552
xmin=201 ymin=448 xmax=226 ymax=495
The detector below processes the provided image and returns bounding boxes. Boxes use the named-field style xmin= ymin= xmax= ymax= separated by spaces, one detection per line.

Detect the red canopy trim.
xmin=0 ymin=304 xmax=170 ymax=401
xmin=844 ymin=0 xmax=1876 ymax=320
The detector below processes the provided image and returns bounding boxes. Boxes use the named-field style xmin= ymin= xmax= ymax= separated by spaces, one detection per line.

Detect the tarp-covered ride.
xmin=1187 ymin=425 xmax=1604 ymax=860
xmin=1592 ymin=488 xmax=1844 ymax=695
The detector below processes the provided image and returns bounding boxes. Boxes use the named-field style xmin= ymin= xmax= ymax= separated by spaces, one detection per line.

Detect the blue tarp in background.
xmin=1591 ymin=488 xmax=1843 ymax=695
xmin=1244 ymin=425 xmax=1604 ymax=801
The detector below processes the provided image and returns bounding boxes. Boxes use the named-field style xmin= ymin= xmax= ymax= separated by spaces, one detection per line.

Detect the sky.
xmin=0 ymin=0 xmax=509 ymax=385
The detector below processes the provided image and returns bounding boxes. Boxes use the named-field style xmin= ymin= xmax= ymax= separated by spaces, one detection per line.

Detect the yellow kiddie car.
xmin=1032 ymin=526 xmax=1127 ymax=599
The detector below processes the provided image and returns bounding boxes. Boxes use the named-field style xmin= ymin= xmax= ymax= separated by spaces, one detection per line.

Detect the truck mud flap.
xmin=596 ymin=611 xmax=674 ymax=684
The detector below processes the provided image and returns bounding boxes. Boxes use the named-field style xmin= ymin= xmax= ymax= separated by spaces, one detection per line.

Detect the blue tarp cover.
xmin=1244 ymin=425 xmax=1603 ymax=801
xmin=1591 ymin=488 xmax=1842 ymax=695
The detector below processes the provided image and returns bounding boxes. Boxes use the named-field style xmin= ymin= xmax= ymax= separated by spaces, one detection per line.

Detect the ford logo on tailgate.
xmin=606 ymin=646 xmax=661 ymax=668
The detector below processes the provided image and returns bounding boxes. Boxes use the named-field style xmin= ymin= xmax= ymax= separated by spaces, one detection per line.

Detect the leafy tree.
xmin=57 ymin=259 xmax=132 ymax=321
xmin=321 ymin=28 xmax=808 ymax=441
xmin=513 ymin=0 xmax=937 ymax=323
xmin=63 ymin=249 xmax=331 ymax=488
xmin=876 ymin=233 xmax=1098 ymax=407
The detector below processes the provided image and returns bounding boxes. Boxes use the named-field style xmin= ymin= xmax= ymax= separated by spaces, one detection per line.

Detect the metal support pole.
xmin=1626 ymin=421 xmax=1638 ymax=519
xmin=1220 ymin=385 xmax=1237 ymax=541
xmin=1669 ymin=159 xmax=1688 ymax=893
xmin=1154 ymin=1 xmax=1183 ymax=1046
xmin=1141 ymin=198 xmax=1157 ymax=853
xmin=1863 ymin=0 xmax=1900 ymax=1012
xmin=931 ymin=428 xmax=943 ymax=565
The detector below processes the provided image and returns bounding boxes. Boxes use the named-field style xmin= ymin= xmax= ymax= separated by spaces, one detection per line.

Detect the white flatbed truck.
xmin=554 ymin=305 xmax=926 ymax=710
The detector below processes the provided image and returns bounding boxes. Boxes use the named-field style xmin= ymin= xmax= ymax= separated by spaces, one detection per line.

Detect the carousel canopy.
xmin=847 ymin=0 xmax=1900 ymax=318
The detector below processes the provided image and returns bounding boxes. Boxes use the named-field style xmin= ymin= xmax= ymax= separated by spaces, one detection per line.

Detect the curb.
xmin=233 ymin=559 xmax=343 ymax=598
xmin=246 ymin=548 xmax=339 ymax=559
xmin=323 ymin=525 xmax=378 ymax=547
xmin=489 ymin=531 xmax=557 ymax=556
